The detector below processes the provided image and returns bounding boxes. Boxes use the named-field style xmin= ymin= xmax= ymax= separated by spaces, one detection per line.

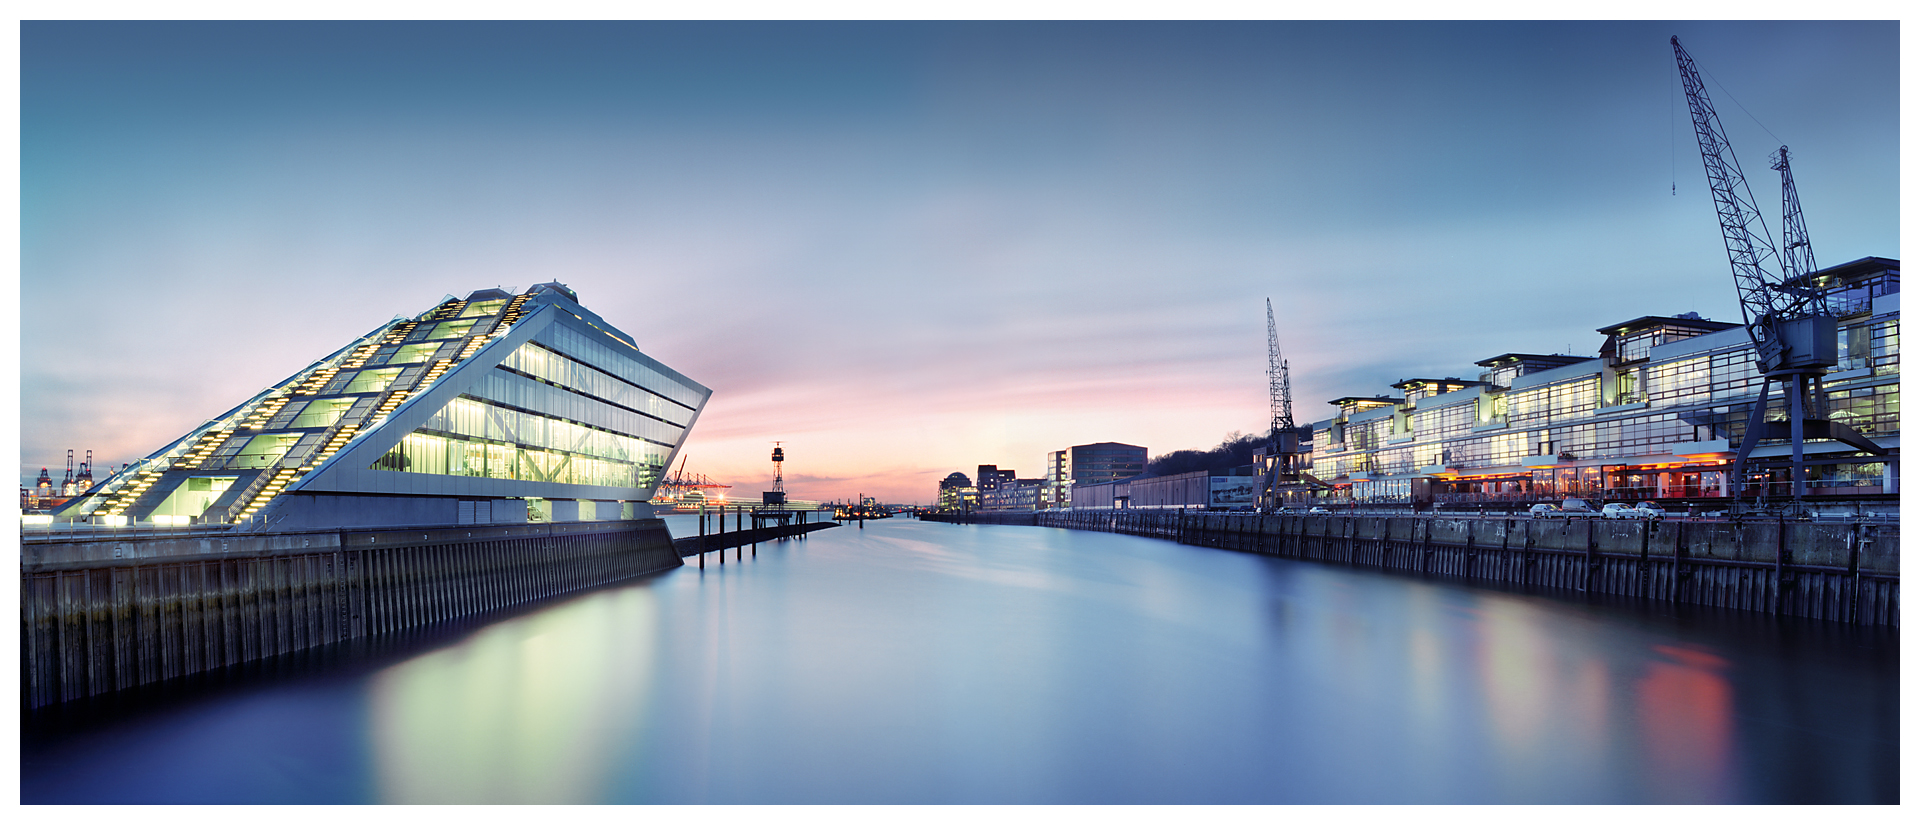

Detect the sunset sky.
xmin=17 ymin=20 xmax=1900 ymax=505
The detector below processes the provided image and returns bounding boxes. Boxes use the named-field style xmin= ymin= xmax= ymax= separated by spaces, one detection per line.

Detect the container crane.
xmin=1670 ymin=36 xmax=1882 ymax=504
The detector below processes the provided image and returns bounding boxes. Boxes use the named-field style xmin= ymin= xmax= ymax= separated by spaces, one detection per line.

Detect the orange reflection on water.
xmin=1635 ymin=643 xmax=1735 ymax=803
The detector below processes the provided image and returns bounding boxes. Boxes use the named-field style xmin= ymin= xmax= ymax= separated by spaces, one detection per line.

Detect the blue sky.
xmin=18 ymin=21 xmax=1900 ymax=504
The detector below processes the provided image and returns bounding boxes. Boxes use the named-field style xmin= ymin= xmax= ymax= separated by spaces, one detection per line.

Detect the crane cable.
xmin=1671 ymin=46 xmax=1785 ymax=195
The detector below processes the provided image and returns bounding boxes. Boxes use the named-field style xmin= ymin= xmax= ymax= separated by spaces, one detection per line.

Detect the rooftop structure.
xmin=57 ymin=283 xmax=710 ymax=530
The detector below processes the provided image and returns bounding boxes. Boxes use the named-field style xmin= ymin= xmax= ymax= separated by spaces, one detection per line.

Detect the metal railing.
xmin=19 ymin=517 xmax=252 ymax=543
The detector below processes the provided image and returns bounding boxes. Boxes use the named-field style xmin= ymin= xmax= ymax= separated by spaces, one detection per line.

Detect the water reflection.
xmin=19 ymin=518 xmax=1898 ymax=804
xmin=1635 ymin=644 xmax=1735 ymax=803
xmin=368 ymin=587 xmax=659 ymax=803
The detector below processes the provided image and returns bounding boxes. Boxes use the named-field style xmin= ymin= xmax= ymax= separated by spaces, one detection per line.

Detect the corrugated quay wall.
xmin=924 ymin=510 xmax=1898 ymax=627
xmin=20 ymin=519 xmax=681 ymax=710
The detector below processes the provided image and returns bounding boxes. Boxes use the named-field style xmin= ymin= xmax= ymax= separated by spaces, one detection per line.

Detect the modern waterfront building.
xmin=1291 ymin=256 xmax=1898 ymax=509
xmin=937 ymin=471 xmax=976 ymax=511
xmin=1040 ymin=442 xmax=1148 ymax=508
xmin=55 ymin=283 xmax=710 ymax=530
xmin=976 ymin=465 xmax=1017 ymax=494
xmin=1043 ymin=450 xmax=1070 ymax=508
xmin=1074 ymin=466 xmax=1258 ymax=510
xmin=979 ymin=478 xmax=1044 ymax=511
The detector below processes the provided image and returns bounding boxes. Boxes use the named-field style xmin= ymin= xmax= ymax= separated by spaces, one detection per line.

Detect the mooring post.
xmin=1464 ymin=521 xmax=1476 ymax=580
xmin=1846 ymin=522 xmax=1864 ymax=624
xmin=1637 ymin=517 xmax=1652 ymax=598
xmin=1773 ymin=513 xmax=1789 ymax=615
xmin=1499 ymin=519 xmax=1512 ymax=582
xmin=1584 ymin=518 xmax=1598 ymax=593
xmin=1673 ymin=517 xmax=1688 ymax=603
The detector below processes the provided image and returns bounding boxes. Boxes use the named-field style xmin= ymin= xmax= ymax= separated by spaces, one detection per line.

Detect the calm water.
xmin=20 ymin=518 xmax=1899 ymax=803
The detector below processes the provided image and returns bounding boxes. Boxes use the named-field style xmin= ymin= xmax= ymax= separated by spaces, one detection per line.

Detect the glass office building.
xmin=60 ymin=283 xmax=710 ymax=529
xmin=1302 ymin=256 xmax=1898 ymax=506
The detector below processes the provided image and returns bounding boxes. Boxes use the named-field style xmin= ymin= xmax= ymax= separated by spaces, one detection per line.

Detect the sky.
xmin=16 ymin=20 xmax=1901 ymax=505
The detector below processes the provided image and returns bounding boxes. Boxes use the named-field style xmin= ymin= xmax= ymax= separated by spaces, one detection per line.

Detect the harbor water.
xmin=20 ymin=517 xmax=1898 ymax=803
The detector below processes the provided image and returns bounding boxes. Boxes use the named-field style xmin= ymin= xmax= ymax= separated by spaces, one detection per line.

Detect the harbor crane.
xmin=1670 ymin=36 xmax=1883 ymax=504
xmin=1259 ymin=298 xmax=1325 ymax=510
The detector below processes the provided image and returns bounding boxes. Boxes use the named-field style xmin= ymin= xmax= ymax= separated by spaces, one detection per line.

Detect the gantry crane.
xmin=1670 ymin=36 xmax=1883 ymax=504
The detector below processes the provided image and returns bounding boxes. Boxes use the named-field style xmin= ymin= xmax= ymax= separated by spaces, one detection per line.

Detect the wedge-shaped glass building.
xmin=60 ymin=283 xmax=709 ymax=529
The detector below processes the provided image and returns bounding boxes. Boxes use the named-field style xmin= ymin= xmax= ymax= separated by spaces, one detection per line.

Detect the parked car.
xmin=1307 ymin=506 xmax=1331 ymax=515
xmin=1560 ymin=498 xmax=1600 ymax=518
xmin=1600 ymin=503 xmax=1639 ymax=519
xmin=1528 ymin=503 xmax=1561 ymax=519
xmin=1632 ymin=502 xmax=1667 ymax=521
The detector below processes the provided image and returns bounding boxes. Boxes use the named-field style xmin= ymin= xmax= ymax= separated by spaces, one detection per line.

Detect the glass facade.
xmin=369 ymin=333 xmax=691 ymax=491
xmin=64 ymin=282 xmax=707 ymax=526
xmin=1305 ymin=259 xmax=1899 ymax=505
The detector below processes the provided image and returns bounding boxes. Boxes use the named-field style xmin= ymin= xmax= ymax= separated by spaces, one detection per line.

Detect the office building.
xmin=58 ymin=283 xmax=709 ymax=529
xmin=1302 ymin=256 xmax=1898 ymax=508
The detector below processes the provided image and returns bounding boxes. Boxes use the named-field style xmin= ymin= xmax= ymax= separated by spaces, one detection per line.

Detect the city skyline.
xmin=19 ymin=20 xmax=1900 ymax=504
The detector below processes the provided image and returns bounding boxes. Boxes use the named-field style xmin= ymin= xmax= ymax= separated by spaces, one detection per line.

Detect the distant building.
xmin=57 ymin=283 xmax=709 ymax=529
xmin=1042 ymin=442 xmax=1147 ymax=509
xmin=937 ymin=471 xmax=976 ymax=511
xmin=979 ymin=478 xmax=1043 ymax=512
xmin=1043 ymin=450 xmax=1070 ymax=508
xmin=976 ymin=464 xmax=1016 ymax=493
xmin=1075 ymin=465 xmax=1256 ymax=511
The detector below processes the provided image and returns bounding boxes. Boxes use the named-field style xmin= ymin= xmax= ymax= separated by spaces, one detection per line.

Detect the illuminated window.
xmin=345 ymin=368 xmax=403 ymax=394
xmin=460 ymin=299 xmax=507 ymax=318
xmin=291 ymin=398 xmax=355 ymax=429
xmin=388 ymin=343 xmax=440 ymax=365
xmin=151 ymin=476 xmax=239 ymax=518
xmin=427 ymin=320 xmax=478 ymax=340
xmin=231 ymin=435 xmax=298 ymax=469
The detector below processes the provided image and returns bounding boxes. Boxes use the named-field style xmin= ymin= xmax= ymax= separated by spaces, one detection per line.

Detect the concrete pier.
xmin=20 ymin=519 xmax=681 ymax=710
xmin=922 ymin=510 xmax=1899 ymax=626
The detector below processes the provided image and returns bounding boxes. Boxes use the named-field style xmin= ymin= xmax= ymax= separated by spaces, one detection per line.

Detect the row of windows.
xmin=372 ymin=430 xmax=665 ymax=489
xmin=498 ymin=340 xmax=694 ymax=426
xmin=533 ymin=321 xmax=705 ymax=410
xmin=472 ymin=370 xmax=685 ymax=448
xmin=423 ymin=395 xmax=675 ymax=465
xmin=1312 ymin=382 xmax=1898 ymax=479
xmin=1871 ymin=319 xmax=1899 ymax=376
xmin=1507 ymin=377 xmax=1599 ymax=429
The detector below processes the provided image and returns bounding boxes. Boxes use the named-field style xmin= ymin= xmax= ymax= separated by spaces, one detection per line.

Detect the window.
xmin=388 ymin=343 xmax=440 ymax=365
xmin=427 ymin=319 xmax=478 ymax=340
xmin=460 ymin=299 xmax=508 ymax=318
xmin=151 ymin=476 xmax=238 ymax=518
xmin=231 ymin=434 xmax=298 ymax=469
xmin=344 ymin=368 xmax=403 ymax=394
xmin=291 ymin=398 xmax=354 ymax=429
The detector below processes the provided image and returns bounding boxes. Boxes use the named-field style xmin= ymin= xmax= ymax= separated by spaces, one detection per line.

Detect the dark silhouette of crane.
xmin=1259 ymin=298 xmax=1325 ymax=510
xmin=1671 ymin=36 xmax=1883 ymax=505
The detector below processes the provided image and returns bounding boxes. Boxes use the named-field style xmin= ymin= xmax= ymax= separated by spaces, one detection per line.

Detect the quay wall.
xmin=922 ymin=510 xmax=1899 ymax=626
xmin=21 ymin=519 xmax=681 ymax=710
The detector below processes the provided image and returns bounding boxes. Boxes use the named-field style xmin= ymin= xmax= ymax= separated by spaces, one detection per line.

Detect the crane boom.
xmin=1769 ymin=145 xmax=1829 ymax=318
xmin=1671 ymin=36 xmax=1783 ymax=340
xmin=1267 ymin=299 xmax=1291 ymax=442
xmin=1671 ymin=35 xmax=1879 ymax=505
